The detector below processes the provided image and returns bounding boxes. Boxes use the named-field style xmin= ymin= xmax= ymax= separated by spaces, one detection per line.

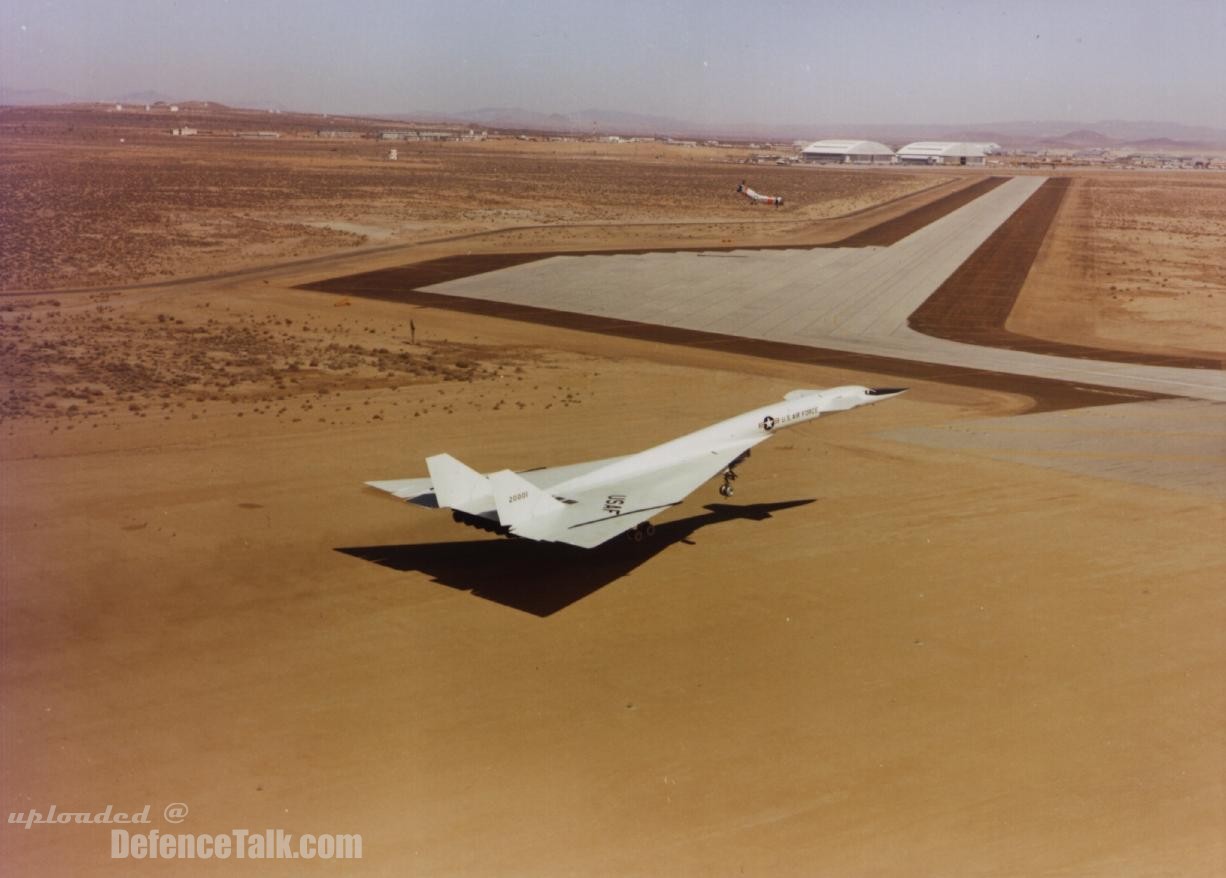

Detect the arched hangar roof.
xmin=802 ymin=139 xmax=894 ymax=156
xmin=896 ymin=141 xmax=998 ymax=157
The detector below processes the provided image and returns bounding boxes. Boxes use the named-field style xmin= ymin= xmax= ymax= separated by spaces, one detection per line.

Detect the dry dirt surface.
xmin=909 ymin=177 xmax=1222 ymax=369
xmin=3 ymin=281 xmax=1224 ymax=876
xmin=0 ymin=105 xmax=940 ymax=292
xmin=2 ymin=111 xmax=1224 ymax=875
xmin=1008 ymin=173 xmax=1226 ymax=360
xmin=0 ymin=293 xmax=541 ymax=429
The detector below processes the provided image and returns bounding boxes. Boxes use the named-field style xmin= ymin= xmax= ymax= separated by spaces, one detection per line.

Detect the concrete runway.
xmin=424 ymin=176 xmax=1226 ymax=403
xmin=884 ymin=398 xmax=1226 ymax=500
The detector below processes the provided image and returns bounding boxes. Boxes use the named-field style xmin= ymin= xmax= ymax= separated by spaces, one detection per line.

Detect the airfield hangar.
xmin=895 ymin=141 xmax=1000 ymax=166
xmin=800 ymin=139 xmax=895 ymax=164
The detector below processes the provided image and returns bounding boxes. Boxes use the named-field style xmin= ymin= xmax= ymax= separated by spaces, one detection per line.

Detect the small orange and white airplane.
xmin=736 ymin=180 xmax=783 ymax=207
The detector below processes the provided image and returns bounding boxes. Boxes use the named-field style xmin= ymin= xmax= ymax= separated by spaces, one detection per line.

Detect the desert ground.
xmin=0 ymin=105 xmax=942 ymax=292
xmin=1 ymin=107 xmax=1223 ymax=876
xmin=1010 ymin=173 xmax=1226 ymax=360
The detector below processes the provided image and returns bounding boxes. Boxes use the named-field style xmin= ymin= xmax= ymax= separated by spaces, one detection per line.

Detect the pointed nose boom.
xmin=865 ymin=387 xmax=908 ymax=400
xmin=833 ymin=385 xmax=906 ymax=412
xmin=794 ymin=385 xmax=907 ymax=414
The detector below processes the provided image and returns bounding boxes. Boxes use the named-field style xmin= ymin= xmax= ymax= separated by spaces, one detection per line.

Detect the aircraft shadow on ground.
xmin=338 ymin=499 xmax=815 ymax=617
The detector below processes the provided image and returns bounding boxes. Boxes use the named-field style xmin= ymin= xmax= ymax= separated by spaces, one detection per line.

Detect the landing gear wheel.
xmin=718 ymin=452 xmax=748 ymax=498
xmin=627 ymin=521 xmax=655 ymax=542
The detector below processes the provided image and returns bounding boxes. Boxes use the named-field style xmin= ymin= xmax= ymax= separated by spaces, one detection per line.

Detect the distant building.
xmin=895 ymin=141 xmax=999 ymax=166
xmin=237 ymin=130 xmax=281 ymax=139
xmin=380 ymin=130 xmax=415 ymax=140
xmin=800 ymin=140 xmax=894 ymax=164
xmin=317 ymin=129 xmax=360 ymax=139
xmin=171 ymin=127 xmax=198 ymax=136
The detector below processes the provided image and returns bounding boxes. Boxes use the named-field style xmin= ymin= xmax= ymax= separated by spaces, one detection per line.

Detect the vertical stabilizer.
xmin=488 ymin=469 xmax=567 ymax=535
xmin=426 ymin=453 xmax=494 ymax=515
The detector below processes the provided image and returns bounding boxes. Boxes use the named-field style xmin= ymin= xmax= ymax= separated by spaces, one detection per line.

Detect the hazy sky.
xmin=4 ymin=0 xmax=1225 ymax=127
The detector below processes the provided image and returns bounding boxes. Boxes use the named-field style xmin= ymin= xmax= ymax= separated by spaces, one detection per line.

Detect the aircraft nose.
xmin=866 ymin=387 xmax=907 ymax=397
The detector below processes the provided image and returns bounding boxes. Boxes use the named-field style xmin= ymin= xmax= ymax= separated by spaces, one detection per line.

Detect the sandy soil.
xmin=1 ymin=106 xmax=939 ymax=292
xmin=909 ymin=177 xmax=1220 ymax=368
xmin=3 ymin=280 xmax=1224 ymax=875
xmin=2 ymin=109 xmax=1223 ymax=875
xmin=0 ymin=293 xmax=545 ymax=431
xmin=1009 ymin=174 xmax=1226 ymax=359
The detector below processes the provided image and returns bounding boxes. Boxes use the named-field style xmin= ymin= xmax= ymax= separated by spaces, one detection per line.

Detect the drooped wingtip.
xmin=866 ymin=387 xmax=908 ymax=396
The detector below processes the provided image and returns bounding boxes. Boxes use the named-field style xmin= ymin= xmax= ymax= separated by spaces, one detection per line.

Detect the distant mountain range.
xmin=0 ymin=87 xmax=182 ymax=106
xmin=393 ymin=107 xmax=1226 ymax=148
xmin=5 ymin=87 xmax=1224 ymax=148
xmin=112 ymin=89 xmax=178 ymax=105
xmin=396 ymin=106 xmax=702 ymax=137
xmin=0 ymin=87 xmax=288 ymax=112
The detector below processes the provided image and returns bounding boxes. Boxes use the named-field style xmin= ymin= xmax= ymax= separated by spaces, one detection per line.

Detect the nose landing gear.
xmin=719 ymin=450 xmax=751 ymax=498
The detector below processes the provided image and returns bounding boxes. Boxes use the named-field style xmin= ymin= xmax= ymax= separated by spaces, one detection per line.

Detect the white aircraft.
xmin=736 ymin=180 xmax=784 ymax=207
xmin=367 ymin=386 xmax=905 ymax=548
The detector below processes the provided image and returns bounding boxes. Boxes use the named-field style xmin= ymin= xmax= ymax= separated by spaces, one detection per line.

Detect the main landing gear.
xmin=719 ymin=451 xmax=751 ymax=498
xmin=626 ymin=521 xmax=655 ymax=542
